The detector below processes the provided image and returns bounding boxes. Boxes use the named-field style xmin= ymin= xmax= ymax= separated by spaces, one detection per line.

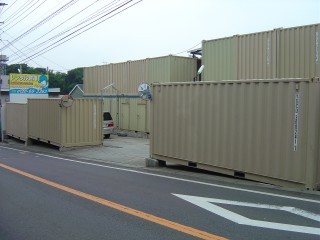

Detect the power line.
xmin=9 ymin=0 xmax=116 ymax=59
xmin=2 ymin=0 xmax=35 ymax=24
xmin=20 ymin=0 xmax=142 ymax=63
xmin=2 ymin=0 xmax=49 ymax=31
xmin=19 ymin=0 xmax=142 ymax=61
xmin=1 ymin=0 xmax=18 ymax=15
xmin=0 ymin=39 xmax=42 ymax=68
xmin=1 ymin=0 xmax=79 ymax=51
xmin=8 ymin=0 xmax=135 ymax=63
xmin=174 ymin=42 xmax=202 ymax=55
xmin=2 ymin=31 xmax=69 ymax=72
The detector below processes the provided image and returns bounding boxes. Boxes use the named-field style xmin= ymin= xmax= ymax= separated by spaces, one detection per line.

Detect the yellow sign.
xmin=10 ymin=74 xmax=49 ymax=94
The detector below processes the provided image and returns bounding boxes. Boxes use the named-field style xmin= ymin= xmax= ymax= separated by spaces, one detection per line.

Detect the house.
xmin=69 ymin=84 xmax=84 ymax=98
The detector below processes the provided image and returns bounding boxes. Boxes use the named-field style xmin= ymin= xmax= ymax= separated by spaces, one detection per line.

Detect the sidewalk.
xmin=1 ymin=134 xmax=149 ymax=168
xmin=63 ymin=135 xmax=149 ymax=167
xmin=2 ymin=134 xmax=320 ymax=195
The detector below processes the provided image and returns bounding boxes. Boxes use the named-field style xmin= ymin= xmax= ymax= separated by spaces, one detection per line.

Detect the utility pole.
xmin=0 ymin=3 xmax=8 ymax=75
xmin=0 ymin=2 xmax=7 ymax=141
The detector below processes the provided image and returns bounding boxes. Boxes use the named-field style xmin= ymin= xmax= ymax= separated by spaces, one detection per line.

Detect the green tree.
xmin=64 ymin=68 xmax=83 ymax=94
xmin=48 ymin=70 xmax=67 ymax=92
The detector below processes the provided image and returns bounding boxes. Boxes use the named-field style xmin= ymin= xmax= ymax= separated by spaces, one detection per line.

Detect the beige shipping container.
xmin=103 ymin=97 xmax=150 ymax=132
xmin=237 ymin=30 xmax=278 ymax=79
xmin=6 ymin=103 xmax=28 ymax=141
xmin=28 ymin=98 xmax=102 ymax=149
xmin=150 ymin=79 xmax=320 ymax=190
xmin=202 ymin=23 xmax=320 ymax=81
xmin=84 ymin=64 xmax=114 ymax=96
xmin=202 ymin=36 xmax=238 ymax=81
xmin=278 ymin=24 xmax=320 ymax=78
xmin=84 ymin=55 xmax=197 ymax=95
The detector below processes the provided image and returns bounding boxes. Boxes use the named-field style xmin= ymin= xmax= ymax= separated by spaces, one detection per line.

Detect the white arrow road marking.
xmin=173 ymin=194 xmax=320 ymax=236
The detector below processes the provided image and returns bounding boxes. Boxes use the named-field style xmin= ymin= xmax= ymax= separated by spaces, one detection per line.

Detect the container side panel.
xmin=84 ymin=65 xmax=114 ymax=96
xmin=61 ymin=99 xmax=102 ymax=147
xmin=6 ymin=103 xmax=28 ymax=141
xmin=147 ymin=57 xmax=171 ymax=84
xmin=129 ymin=60 xmax=147 ymax=94
xmin=202 ymin=37 xmax=237 ymax=81
xmin=151 ymin=80 xmax=311 ymax=185
xmin=28 ymin=99 xmax=61 ymax=145
xmin=279 ymin=24 xmax=320 ymax=78
xmin=170 ymin=56 xmax=197 ymax=82
xmin=237 ymin=31 xmax=277 ymax=79
xmin=112 ymin=62 xmax=129 ymax=95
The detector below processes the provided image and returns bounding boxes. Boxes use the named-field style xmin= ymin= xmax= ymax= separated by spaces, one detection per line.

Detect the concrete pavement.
xmin=2 ymin=134 xmax=149 ymax=168
xmin=2 ymin=133 xmax=320 ymax=196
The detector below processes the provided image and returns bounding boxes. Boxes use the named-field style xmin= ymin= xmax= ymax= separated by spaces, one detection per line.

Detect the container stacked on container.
xmin=202 ymin=24 xmax=320 ymax=81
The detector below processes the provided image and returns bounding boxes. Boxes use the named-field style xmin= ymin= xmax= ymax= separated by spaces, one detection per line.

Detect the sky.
xmin=0 ymin=0 xmax=319 ymax=73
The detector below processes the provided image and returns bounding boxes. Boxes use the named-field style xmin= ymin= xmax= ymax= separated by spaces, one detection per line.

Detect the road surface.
xmin=0 ymin=146 xmax=319 ymax=239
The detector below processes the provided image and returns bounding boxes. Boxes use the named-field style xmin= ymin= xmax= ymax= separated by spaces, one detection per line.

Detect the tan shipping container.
xmin=150 ymin=79 xmax=320 ymax=190
xmin=6 ymin=103 xmax=28 ymax=141
xmin=202 ymin=23 xmax=320 ymax=81
xmin=202 ymin=36 xmax=238 ymax=81
xmin=237 ymin=30 xmax=277 ymax=79
xmin=102 ymin=97 xmax=150 ymax=132
xmin=84 ymin=55 xmax=197 ymax=95
xmin=278 ymin=24 xmax=320 ymax=78
xmin=28 ymin=98 xmax=102 ymax=149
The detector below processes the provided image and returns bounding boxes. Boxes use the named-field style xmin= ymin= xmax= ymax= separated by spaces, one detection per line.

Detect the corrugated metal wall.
xmin=102 ymin=97 xmax=150 ymax=132
xmin=28 ymin=98 xmax=102 ymax=148
xmin=147 ymin=57 xmax=171 ymax=84
xmin=278 ymin=24 xmax=320 ymax=78
xmin=203 ymin=23 xmax=320 ymax=81
xmin=28 ymin=99 xmax=61 ymax=145
xmin=84 ymin=55 xmax=197 ymax=133
xmin=84 ymin=55 xmax=198 ymax=95
xmin=202 ymin=37 xmax=237 ymax=81
xmin=60 ymin=98 xmax=102 ymax=147
xmin=6 ymin=103 xmax=28 ymax=141
xmin=237 ymin=30 xmax=277 ymax=79
xmin=150 ymin=79 xmax=320 ymax=189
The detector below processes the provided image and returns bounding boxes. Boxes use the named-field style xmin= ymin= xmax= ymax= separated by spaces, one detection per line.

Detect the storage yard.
xmin=4 ymin=23 xmax=320 ymax=189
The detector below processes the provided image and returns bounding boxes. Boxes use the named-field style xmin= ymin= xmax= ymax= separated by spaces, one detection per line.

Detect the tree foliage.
xmin=5 ymin=64 xmax=83 ymax=95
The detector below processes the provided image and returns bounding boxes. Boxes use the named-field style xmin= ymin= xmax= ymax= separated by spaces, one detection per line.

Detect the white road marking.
xmin=173 ymin=194 xmax=320 ymax=235
xmin=0 ymin=145 xmax=320 ymax=204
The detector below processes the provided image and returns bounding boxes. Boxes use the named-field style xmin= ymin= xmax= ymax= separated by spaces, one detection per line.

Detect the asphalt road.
xmin=0 ymin=146 xmax=319 ymax=240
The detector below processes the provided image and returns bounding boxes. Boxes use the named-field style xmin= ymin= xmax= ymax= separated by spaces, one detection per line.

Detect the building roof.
xmin=69 ymin=84 xmax=84 ymax=95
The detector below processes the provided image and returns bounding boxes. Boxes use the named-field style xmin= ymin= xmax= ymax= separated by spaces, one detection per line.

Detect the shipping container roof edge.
xmin=152 ymin=78 xmax=316 ymax=86
xmin=202 ymin=22 xmax=319 ymax=44
xmin=86 ymin=54 xmax=197 ymax=69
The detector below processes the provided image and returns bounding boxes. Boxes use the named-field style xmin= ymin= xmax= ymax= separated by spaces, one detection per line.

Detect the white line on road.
xmin=174 ymin=194 xmax=320 ymax=235
xmin=0 ymin=145 xmax=319 ymax=204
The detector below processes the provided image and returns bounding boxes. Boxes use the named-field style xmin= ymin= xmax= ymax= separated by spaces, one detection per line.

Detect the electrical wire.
xmin=2 ymin=31 xmax=69 ymax=72
xmin=2 ymin=0 xmax=35 ymax=24
xmin=1 ymin=39 xmax=42 ymax=68
xmin=20 ymin=0 xmax=142 ymax=63
xmin=174 ymin=42 xmax=202 ymax=55
xmin=1 ymin=0 xmax=79 ymax=51
xmin=9 ymin=0 xmax=117 ymax=58
xmin=1 ymin=0 xmax=18 ymax=15
xmin=2 ymin=0 xmax=49 ymax=32
xmin=8 ymin=0 xmax=128 ymax=62
xmin=4 ymin=0 xmax=142 ymax=69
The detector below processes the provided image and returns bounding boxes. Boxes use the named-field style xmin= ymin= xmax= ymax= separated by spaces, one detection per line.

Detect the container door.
xmin=121 ymin=103 xmax=130 ymax=130
xmin=137 ymin=104 xmax=146 ymax=132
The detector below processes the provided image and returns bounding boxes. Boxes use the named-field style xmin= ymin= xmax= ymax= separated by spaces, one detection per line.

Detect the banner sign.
xmin=9 ymin=74 xmax=49 ymax=94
